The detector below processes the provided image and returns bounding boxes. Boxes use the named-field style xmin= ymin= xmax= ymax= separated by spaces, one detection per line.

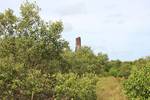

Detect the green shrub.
xmin=0 ymin=60 xmax=52 ymax=99
xmin=123 ymin=64 xmax=150 ymax=100
xmin=54 ymin=73 xmax=99 ymax=100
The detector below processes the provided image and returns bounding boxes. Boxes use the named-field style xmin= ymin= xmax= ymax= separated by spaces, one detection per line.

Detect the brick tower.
xmin=75 ymin=37 xmax=81 ymax=51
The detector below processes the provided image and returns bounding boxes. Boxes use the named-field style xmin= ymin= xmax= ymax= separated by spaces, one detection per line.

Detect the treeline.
xmin=0 ymin=1 xmax=149 ymax=100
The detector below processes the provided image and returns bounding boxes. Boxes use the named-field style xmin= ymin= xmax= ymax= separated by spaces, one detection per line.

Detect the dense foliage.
xmin=0 ymin=2 xmax=99 ymax=99
xmin=54 ymin=73 xmax=99 ymax=100
xmin=124 ymin=63 xmax=150 ymax=100
xmin=61 ymin=47 xmax=109 ymax=75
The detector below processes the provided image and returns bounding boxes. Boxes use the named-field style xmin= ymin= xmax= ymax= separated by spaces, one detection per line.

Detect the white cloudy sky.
xmin=1 ymin=0 xmax=150 ymax=61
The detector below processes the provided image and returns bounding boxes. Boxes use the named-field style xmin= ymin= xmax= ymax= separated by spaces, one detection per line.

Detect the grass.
xmin=96 ymin=77 xmax=128 ymax=100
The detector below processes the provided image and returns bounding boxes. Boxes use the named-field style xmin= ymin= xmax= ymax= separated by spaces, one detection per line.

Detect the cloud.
xmin=104 ymin=4 xmax=117 ymax=10
xmin=63 ymin=22 xmax=73 ymax=32
xmin=103 ymin=19 xmax=125 ymax=24
xmin=55 ymin=2 xmax=86 ymax=16
xmin=106 ymin=13 xmax=124 ymax=18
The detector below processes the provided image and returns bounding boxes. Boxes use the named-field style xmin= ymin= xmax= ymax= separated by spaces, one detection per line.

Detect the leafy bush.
xmin=54 ymin=73 xmax=99 ymax=100
xmin=61 ymin=46 xmax=109 ymax=75
xmin=0 ymin=59 xmax=52 ymax=99
xmin=0 ymin=1 xmax=65 ymax=99
xmin=108 ymin=61 xmax=132 ymax=78
xmin=123 ymin=64 xmax=150 ymax=100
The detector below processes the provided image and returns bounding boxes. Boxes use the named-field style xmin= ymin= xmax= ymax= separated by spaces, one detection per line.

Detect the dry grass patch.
xmin=96 ymin=77 xmax=128 ymax=100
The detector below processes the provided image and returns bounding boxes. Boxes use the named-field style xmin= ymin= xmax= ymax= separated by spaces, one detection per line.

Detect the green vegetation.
xmin=0 ymin=1 xmax=149 ymax=100
xmin=54 ymin=73 xmax=99 ymax=100
xmin=124 ymin=63 xmax=150 ymax=100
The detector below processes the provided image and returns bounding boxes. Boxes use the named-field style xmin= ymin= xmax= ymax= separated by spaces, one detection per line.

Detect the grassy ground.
xmin=96 ymin=77 xmax=128 ymax=100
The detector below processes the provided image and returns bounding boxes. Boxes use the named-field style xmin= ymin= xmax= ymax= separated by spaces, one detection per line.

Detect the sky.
xmin=0 ymin=0 xmax=150 ymax=61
